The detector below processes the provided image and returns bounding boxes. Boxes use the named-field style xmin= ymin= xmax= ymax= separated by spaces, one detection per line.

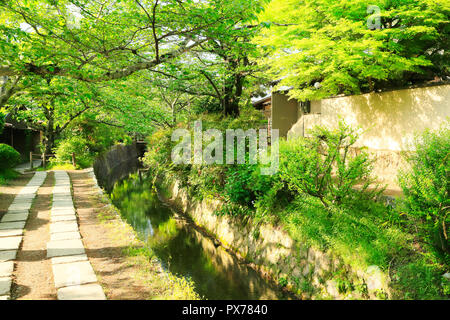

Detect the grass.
xmin=274 ymin=196 xmax=449 ymax=299
xmin=0 ymin=168 xmax=20 ymax=185
xmin=36 ymin=163 xmax=77 ymax=171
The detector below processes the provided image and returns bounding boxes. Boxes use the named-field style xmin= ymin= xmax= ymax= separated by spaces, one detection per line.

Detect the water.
xmin=110 ymin=175 xmax=295 ymax=300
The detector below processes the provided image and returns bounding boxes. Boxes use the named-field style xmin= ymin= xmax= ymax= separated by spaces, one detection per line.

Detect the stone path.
xmin=14 ymin=160 xmax=43 ymax=174
xmin=46 ymin=171 xmax=106 ymax=300
xmin=0 ymin=172 xmax=47 ymax=300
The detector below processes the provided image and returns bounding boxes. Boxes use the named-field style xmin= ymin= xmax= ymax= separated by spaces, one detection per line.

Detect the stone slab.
xmin=51 ymin=215 xmax=77 ymax=223
xmin=0 ymin=250 xmax=17 ymax=262
xmin=1 ymin=212 xmax=29 ymax=223
xmin=52 ymin=202 xmax=74 ymax=208
xmin=51 ymin=209 xmax=76 ymax=216
xmin=52 ymin=206 xmax=75 ymax=211
xmin=0 ymin=229 xmax=23 ymax=238
xmin=52 ymin=261 xmax=97 ymax=288
xmin=14 ymin=194 xmax=35 ymax=200
xmin=8 ymin=204 xmax=32 ymax=211
xmin=50 ymin=221 xmax=79 ymax=234
xmin=0 ymin=221 xmax=26 ymax=230
xmin=52 ymin=254 xmax=88 ymax=265
xmin=0 ymin=237 xmax=22 ymax=251
xmin=53 ymin=186 xmax=70 ymax=190
xmin=10 ymin=201 xmax=33 ymax=208
xmin=0 ymin=277 xmax=11 ymax=295
xmin=47 ymin=239 xmax=85 ymax=258
xmin=53 ymin=198 xmax=72 ymax=203
xmin=0 ymin=261 xmax=14 ymax=277
xmin=51 ymin=231 xmax=81 ymax=241
xmin=57 ymin=283 xmax=106 ymax=300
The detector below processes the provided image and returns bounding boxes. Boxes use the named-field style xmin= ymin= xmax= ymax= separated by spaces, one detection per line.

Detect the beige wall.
xmin=287 ymin=84 xmax=450 ymax=151
xmin=271 ymin=92 xmax=300 ymax=138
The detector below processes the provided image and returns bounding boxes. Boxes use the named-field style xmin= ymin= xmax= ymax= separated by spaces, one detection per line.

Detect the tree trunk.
xmin=223 ymin=58 xmax=244 ymax=118
xmin=223 ymin=75 xmax=240 ymax=117
xmin=43 ymin=117 xmax=56 ymax=155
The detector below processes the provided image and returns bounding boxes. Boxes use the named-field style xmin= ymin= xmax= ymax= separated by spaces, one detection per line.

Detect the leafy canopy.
xmin=255 ymin=0 xmax=449 ymax=101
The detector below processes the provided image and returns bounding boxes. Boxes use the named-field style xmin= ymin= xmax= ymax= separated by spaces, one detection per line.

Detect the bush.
xmin=0 ymin=144 xmax=21 ymax=170
xmin=52 ymin=136 xmax=94 ymax=169
xmin=279 ymin=121 xmax=382 ymax=210
xmin=142 ymin=127 xmax=175 ymax=175
xmin=398 ymin=121 xmax=450 ymax=261
xmin=224 ymin=164 xmax=280 ymax=208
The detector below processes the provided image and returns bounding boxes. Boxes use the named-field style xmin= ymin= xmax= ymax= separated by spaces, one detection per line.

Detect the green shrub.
xmin=52 ymin=136 xmax=94 ymax=169
xmin=0 ymin=168 xmax=19 ymax=185
xmin=224 ymin=165 xmax=258 ymax=205
xmin=224 ymin=164 xmax=282 ymax=209
xmin=398 ymin=121 xmax=450 ymax=261
xmin=142 ymin=127 xmax=175 ymax=175
xmin=0 ymin=144 xmax=21 ymax=170
xmin=279 ymin=121 xmax=382 ymax=210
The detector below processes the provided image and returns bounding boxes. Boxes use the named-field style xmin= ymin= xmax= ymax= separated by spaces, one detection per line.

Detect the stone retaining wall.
xmin=93 ymin=144 xmax=140 ymax=192
xmin=162 ymin=178 xmax=391 ymax=300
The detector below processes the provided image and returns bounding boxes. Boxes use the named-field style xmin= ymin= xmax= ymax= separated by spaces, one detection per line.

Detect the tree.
xmin=0 ymin=0 xmax=270 ymax=121
xmin=8 ymin=76 xmax=100 ymax=154
xmin=255 ymin=0 xmax=449 ymax=101
xmin=0 ymin=0 xmax=264 ymax=80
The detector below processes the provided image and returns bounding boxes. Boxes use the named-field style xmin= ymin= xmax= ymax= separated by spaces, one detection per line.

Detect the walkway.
xmin=0 ymin=171 xmax=106 ymax=300
xmin=46 ymin=171 xmax=106 ymax=300
xmin=14 ymin=160 xmax=42 ymax=174
xmin=0 ymin=172 xmax=46 ymax=299
xmin=0 ymin=168 xmax=175 ymax=300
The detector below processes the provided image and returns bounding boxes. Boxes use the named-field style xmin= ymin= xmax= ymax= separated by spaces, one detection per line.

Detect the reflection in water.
xmin=110 ymin=175 xmax=294 ymax=300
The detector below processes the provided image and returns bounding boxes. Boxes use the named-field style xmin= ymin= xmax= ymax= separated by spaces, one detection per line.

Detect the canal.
xmin=110 ymin=174 xmax=295 ymax=300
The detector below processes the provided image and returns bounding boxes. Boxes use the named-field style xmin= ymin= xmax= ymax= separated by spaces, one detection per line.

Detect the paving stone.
xmin=0 ymin=250 xmax=17 ymax=262
xmin=51 ymin=215 xmax=77 ymax=223
xmin=1 ymin=212 xmax=29 ymax=223
xmin=50 ymin=221 xmax=79 ymax=234
xmin=47 ymin=239 xmax=85 ymax=258
xmin=6 ymin=209 xmax=29 ymax=215
xmin=0 ymin=261 xmax=14 ymax=277
xmin=53 ymin=201 xmax=74 ymax=207
xmin=0 ymin=221 xmax=26 ymax=230
xmin=0 ymin=236 xmax=22 ymax=251
xmin=52 ymin=201 xmax=74 ymax=210
xmin=53 ymin=192 xmax=71 ymax=196
xmin=52 ymin=207 xmax=75 ymax=213
xmin=53 ymin=197 xmax=72 ymax=200
xmin=54 ymin=185 xmax=70 ymax=189
xmin=0 ymin=277 xmax=11 ymax=295
xmin=53 ymin=191 xmax=71 ymax=196
xmin=14 ymin=194 xmax=35 ymax=200
xmin=52 ymin=254 xmax=88 ymax=265
xmin=51 ymin=209 xmax=76 ymax=216
xmin=57 ymin=283 xmax=106 ymax=300
xmin=10 ymin=198 xmax=33 ymax=204
xmin=50 ymin=231 xmax=81 ymax=242
xmin=0 ymin=229 xmax=23 ymax=238
xmin=52 ymin=261 xmax=97 ymax=288
xmin=8 ymin=204 xmax=32 ymax=211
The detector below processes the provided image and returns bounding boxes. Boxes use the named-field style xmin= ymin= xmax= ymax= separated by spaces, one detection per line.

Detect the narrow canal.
xmin=110 ymin=174 xmax=294 ymax=300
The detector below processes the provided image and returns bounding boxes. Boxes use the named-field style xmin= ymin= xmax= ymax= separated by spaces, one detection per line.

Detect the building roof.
xmin=3 ymin=113 xmax=40 ymax=131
